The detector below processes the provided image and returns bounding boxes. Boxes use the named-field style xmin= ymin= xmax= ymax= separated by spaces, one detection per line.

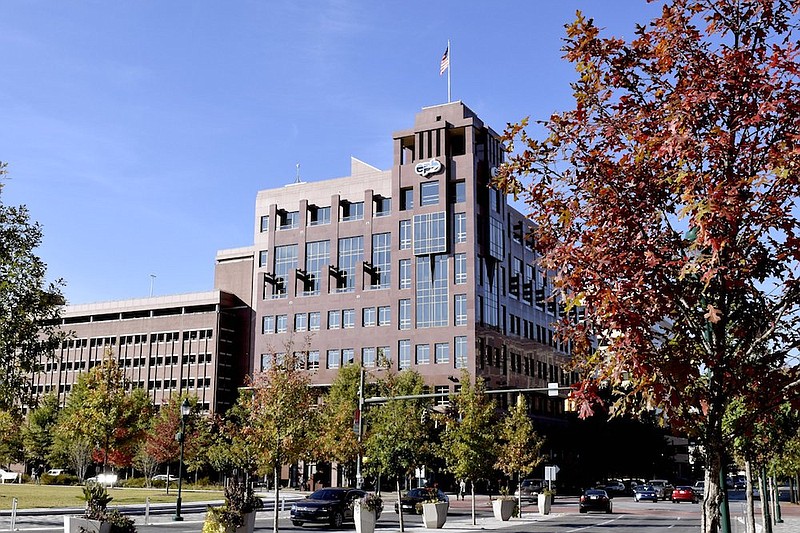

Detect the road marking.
xmin=567 ymin=516 xmax=624 ymax=532
xmin=668 ymin=516 xmax=681 ymax=528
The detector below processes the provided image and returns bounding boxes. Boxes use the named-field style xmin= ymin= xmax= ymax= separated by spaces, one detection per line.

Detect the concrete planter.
xmin=421 ymin=502 xmax=448 ymax=529
xmin=64 ymin=516 xmax=111 ymax=533
xmin=235 ymin=512 xmax=255 ymax=533
xmin=538 ymin=493 xmax=552 ymax=515
xmin=354 ymin=506 xmax=376 ymax=533
xmin=492 ymin=498 xmax=515 ymax=521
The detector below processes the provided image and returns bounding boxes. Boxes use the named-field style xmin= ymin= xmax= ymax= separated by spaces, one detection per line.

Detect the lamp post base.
xmin=173 ymin=496 xmax=183 ymax=521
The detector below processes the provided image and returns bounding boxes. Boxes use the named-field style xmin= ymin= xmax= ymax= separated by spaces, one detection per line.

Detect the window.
xmin=399 ymin=299 xmax=411 ymax=330
xmin=454 ymin=212 xmax=467 ymax=243
xmin=341 ymin=201 xmax=364 ymax=222
xmin=343 ymin=309 xmax=355 ymax=328
xmin=259 ymin=250 xmax=268 ymax=268
xmin=453 ymin=181 xmax=466 ymax=203
xmin=377 ymin=346 xmax=390 ymax=365
xmin=455 ymin=294 xmax=467 ymax=326
xmin=420 ymin=181 xmax=439 ymax=206
xmin=363 ymin=307 xmax=376 ymax=327
xmin=413 ymin=212 xmax=447 ymax=255
xmin=309 ymin=206 xmax=331 ymax=226
xmin=399 ymin=258 xmax=412 ymax=289
xmin=262 ymin=316 xmax=274 ymax=334
xmin=342 ymin=348 xmax=355 ymax=366
xmin=401 ymin=187 xmax=414 ymax=211
xmin=416 ymin=344 xmax=430 ymax=365
xmin=338 ymin=236 xmax=364 ymax=292
xmin=399 ymin=340 xmax=411 ymax=370
xmin=294 ymin=313 xmax=307 ymax=332
xmin=276 ymin=314 xmax=288 ymax=333
xmin=489 ymin=187 xmax=502 ymax=213
xmin=455 ymin=336 xmax=468 ymax=368
xmin=489 ymin=218 xmax=504 ymax=259
xmin=328 ymin=310 xmax=341 ymax=329
xmin=370 ymin=233 xmax=391 ymax=289
xmin=416 ymin=255 xmax=449 ymax=328
xmin=279 ymin=210 xmax=299 ymax=230
xmin=378 ymin=306 xmax=391 ymax=326
xmin=435 ymin=343 xmax=450 ymax=364
xmin=260 ymin=215 xmax=270 ymax=232
xmin=273 ymin=244 xmax=298 ymax=298
xmin=305 ymin=240 xmax=330 ymax=295
xmin=307 ymin=350 xmax=320 ymax=370
xmin=455 ymin=253 xmax=467 ymax=284
xmin=362 ymin=347 xmax=376 ymax=367
xmin=309 ymin=311 xmax=321 ymax=331
xmin=399 ymin=220 xmax=411 ymax=250
xmin=374 ymin=196 xmax=391 ymax=217
xmin=327 ymin=349 xmax=341 ymax=369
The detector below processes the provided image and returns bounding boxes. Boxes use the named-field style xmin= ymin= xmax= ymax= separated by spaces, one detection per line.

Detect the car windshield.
xmin=406 ymin=489 xmax=427 ymax=498
xmin=638 ymin=485 xmax=654 ymax=491
xmin=309 ymin=489 xmax=345 ymax=501
xmin=585 ymin=490 xmax=606 ymax=496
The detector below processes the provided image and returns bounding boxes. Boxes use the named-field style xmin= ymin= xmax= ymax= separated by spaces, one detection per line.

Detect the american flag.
xmin=439 ymin=45 xmax=449 ymax=75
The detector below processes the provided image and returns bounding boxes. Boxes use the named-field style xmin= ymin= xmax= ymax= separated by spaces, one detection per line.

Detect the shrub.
xmin=118 ymin=477 xmax=148 ymax=488
xmin=105 ymin=509 xmax=136 ymax=533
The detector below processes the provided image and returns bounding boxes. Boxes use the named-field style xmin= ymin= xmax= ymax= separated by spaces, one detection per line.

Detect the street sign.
xmin=548 ymin=382 xmax=559 ymax=397
xmin=545 ymin=465 xmax=560 ymax=481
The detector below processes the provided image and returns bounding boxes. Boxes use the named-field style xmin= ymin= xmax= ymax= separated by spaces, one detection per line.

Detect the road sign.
xmin=545 ymin=465 xmax=560 ymax=481
xmin=548 ymin=382 xmax=559 ymax=396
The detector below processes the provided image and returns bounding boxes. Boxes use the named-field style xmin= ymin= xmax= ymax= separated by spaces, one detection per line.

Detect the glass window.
xmin=279 ymin=210 xmax=299 ymax=230
xmin=309 ymin=312 xmax=321 ymax=331
xmin=399 ymin=299 xmax=411 ymax=330
xmin=273 ymin=244 xmax=298 ymax=298
xmin=489 ymin=218 xmax=504 ymax=259
xmin=362 ymin=347 xmax=376 ymax=367
xmin=399 ymin=258 xmax=412 ymax=289
xmin=261 ymin=354 xmax=272 ymax=371
xmin=413 ymin=212 xmax=447 ymax=255
xmin=377 ymin=346 xmax=390 ymax=366
xmin=259 ymin=250 xmax=268 ymax=268
xmin=455 ymin=336 xmax=468 ymax=369
xmin=401 ymin=187 xmax=414 ymax=211
xmin=327 ymin=349 xmax=340 ymax=369
xmin=307 ymin=350 xmax=320 ymax=370
xmin=455 ymin=294 xmax=467 ymax=326
xmin=294 ymin=313 xmax=307 ymax=332
xmin=310 ymin=206 xmax=331 ymax=226
xmin=455 ymin=253 xmax=467 ymax=284
xmin=328 ymin=310 xmax=341 ymax=330
xmin=262 ymin=315 xmax=274 ymax=334
xmin=338 ymin=236 xmax=364 ymax=292
xmin=416 ymin=255 xmax=449 ymax=328
xmin=371 ymin=233 xmax=391 ymax=289
xmin=260 ymin=215 xmax=269 ymax=232
xmin=416 ymin=344 xmax=430 ymax=365
xmin=453 ymin=181 xmax=466 ymax=203
xmin=374 ymin=196 xmax=391 ymax=217
xmin=276 ymin=314 xmax=288 ymax=333
xmin=435 ymin=343 xmax=450 ymax=364
xmin=341 ymin=201 xmax=364 ymax=222
xmin=399 ymin=220 xmax=411 ymax=250
xmin=420 ymin=181 xmax=439 ymax=206
xmin=342 ymin=348 xmax=355 ymax=366
xmin=378 ymin=306 xmax=391 ymax=326
xmin=343 ymin=308 xmax=355 ymax=328
xmin=454 ymin=212 xmax=467 ymax=243
xmin=363 ymin=307 xmax=376 ymax=327
xmin=399 ymin=340 xmax=411 ymax=370
xmin=304 ymin=240 xmax=330 ymax=295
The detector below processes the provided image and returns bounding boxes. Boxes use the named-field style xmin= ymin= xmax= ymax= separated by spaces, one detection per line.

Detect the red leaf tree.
xmin=498 ymin=2 xmax=800 ymax=531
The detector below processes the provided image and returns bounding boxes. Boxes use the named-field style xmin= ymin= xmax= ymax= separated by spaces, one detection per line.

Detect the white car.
xmin=47 ymin=468 xmax=66 ymax=476
xmin=152 ymin=474 xmax=178 ymax=482
xmin=0 ymin=469 xmax=19 ymax=483
xmin=85 ymin=473 xmax=118 ymax=486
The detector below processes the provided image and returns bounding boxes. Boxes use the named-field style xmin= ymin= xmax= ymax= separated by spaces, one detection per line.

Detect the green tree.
xmin=22 ymin=393 xmax=60 ymax=469
xmin=363 ymin=369 xmax=431 ymax=533
xmin=497 ymin=2 xmax=800 ymax=531
xmin=0 ymin=162 xmax=65 ymax=412
xmin=132 ymin=442 xmax=159 ymax=488
xmin=494 ymin=395 xmax=544 ymax=516
xmin=438 ymin=371 xmax=496 ymax=525
xmin=0 ymin=409 xmax=24 ymax=467
xmin=241 ymin=351 xmax=318 ymax=533
xmin=316 ymin=364 xmax=361 ymax=481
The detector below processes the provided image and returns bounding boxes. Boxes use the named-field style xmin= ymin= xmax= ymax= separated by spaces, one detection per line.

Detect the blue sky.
xmin=1 ymin=1 xmax=663 ymax=305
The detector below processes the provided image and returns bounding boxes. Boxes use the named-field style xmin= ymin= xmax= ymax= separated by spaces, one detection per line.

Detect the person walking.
xmin=459 ymin=479 xmax=466 ymax=500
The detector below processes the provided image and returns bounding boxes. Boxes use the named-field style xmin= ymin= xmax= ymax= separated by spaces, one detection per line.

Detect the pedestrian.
xmin=459 ymin=479 xmax=466 ymax=500
xmin=33 ymin=464 xmax=43 ymax=485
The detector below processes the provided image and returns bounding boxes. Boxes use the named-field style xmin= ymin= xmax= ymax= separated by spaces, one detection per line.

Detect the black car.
xmin=291 ymin=488 xmax=376 ymax=528
xmin=394 ymin=487 xmax=449 ymax=514
xmin=579 ymin=489 xmax=613 ymax=514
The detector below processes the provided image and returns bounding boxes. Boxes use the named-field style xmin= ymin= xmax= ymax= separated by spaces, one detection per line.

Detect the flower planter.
xmin=354 ymin=506 xmax=376 ymax=533
xmin=537 ymin=493 xmax=552 ymax=515
xmin=492 ymin=498 xmax=515 ymax=521
xmin=64 ymin=516 xmax=111 ymax=533
xmin=235 ymin=512 xmax=256 ymax=533
xmin=421 ymin=501 xmax=448 ymax=529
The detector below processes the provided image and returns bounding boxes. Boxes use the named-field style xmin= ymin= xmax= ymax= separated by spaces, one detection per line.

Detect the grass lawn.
xmin=0 ymin=484 xmax=223 ymax=511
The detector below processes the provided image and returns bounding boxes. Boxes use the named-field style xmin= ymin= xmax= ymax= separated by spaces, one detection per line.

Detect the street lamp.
xmin=173 ymin=398 xmax=191 ymax=521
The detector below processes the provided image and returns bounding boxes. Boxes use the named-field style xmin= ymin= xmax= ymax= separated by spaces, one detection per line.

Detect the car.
xmin=633 ymin=484 xmax=659 ymax=503
xmin=648 ymin=479 xmax=674 ymax=500
xmin=47 ymin=469 xmax=66 ymax=476
xmin=514 ymin=479 xmax=545 ymax=501
xmin=693 ymin=480 xmax=705 ymax=496
xmin=85 ymin=473 xmax=118 ymax=486
xmin=672 ymin=486 xmax=699 ymax=503
xmin=291 ymin=488 xmax=375 ymax=528
xmin=0 ymin=469 xmax=19 ymax=483
xmin=579 ymin=489 xmax=613 ymax=514
xmin=152 ymin=474 xmax=179 ymax=482
xmin=603 ymin=480 xmax=626 ymax=495
xmin=394 ymin=487 xmax=449 ymax=514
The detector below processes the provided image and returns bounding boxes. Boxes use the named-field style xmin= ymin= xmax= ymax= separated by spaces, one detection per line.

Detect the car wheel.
xmin=330 ymin=511 xmax=343 ymax=528
xmin=579 ymin=508 xmax=586 ymax=514
xmin=292 ymin=521 xmax=303 ymax=527
xmin=606 ymin=506 xmax=612 ymax=514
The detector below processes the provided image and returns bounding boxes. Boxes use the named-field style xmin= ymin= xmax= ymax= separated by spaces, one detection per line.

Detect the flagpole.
xmin=447 ymin=39 xmax=451 ymax=103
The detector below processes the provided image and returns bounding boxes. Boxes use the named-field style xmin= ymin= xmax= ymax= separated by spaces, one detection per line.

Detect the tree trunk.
xmin=273 ymin=464 xmax=280 ymax=533
xmin=702 ymin=448 xmax=723 ymax=533
xmin=165 ymin=463 xmax=170 ymax=496
xmin=745 ymin=459 xmax=755 ymax=533
xmin=470 ymin=480 xmax=476 ymax=526
xmin=758 ymin=467 xmax=772 ymax=533
xmin=517 ymin=471 xmax=523 ymax=519
xmin=396 ymin=478 xmax=405 ymax=533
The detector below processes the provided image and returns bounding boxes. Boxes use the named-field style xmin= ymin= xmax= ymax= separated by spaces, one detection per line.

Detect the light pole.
xmin=173 ymin=398 xmax=190 ymax=521
xmin=356 ymin=367 xmax=365 ymax=489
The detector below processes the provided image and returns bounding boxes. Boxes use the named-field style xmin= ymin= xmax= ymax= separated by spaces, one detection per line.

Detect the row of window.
xmin=60 ymin=330 xmax=215 ymax=350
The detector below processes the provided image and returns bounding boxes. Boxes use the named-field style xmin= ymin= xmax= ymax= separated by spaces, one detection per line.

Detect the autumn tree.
xmin=0 ymin=409 xmax=23 ymax=467
xmin=316 ymin=363 xmax=361 ymax=482
xmin=145 ymin=395 xmax=199 ymax=492
xmin=0 ymin=162 xmax=65 ymax=412
xmin=497 ymin=2 xmax=800 ymax=531
xmin=438 ymin=371 xmax=496 ymax=526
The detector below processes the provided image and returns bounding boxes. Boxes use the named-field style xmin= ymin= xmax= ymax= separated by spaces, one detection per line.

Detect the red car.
xmin=672 ymin=486 xmax=699 ymax=503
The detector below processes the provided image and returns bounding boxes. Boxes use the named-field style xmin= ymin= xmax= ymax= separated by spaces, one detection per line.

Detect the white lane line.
xmin=567 ymin=515 xmax=625 ymax=532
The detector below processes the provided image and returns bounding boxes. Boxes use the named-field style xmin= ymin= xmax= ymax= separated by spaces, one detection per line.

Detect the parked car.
xmin=47 ymin=468 xmax=66 ymax=476
xmin=648 ymin=479 xmax=674 ymax=500
xmin=514 ymin=479 xmax=545 ymax=501
xmin=394 ymin=487 xmax=449 ymax=514
xmin=603 ymin=480 xmax=626 ymax=495
xmin=579 ymin=489 xmax=613 ymax=514
xmin=693 ymin=480 xmax=705 ymax=496
xmin=672 ymin=486 xmax=699 ymax=503
xmin=633 ymin=484 xmax=659 ymax=503
xmin=291 ymin=487 xmax=372 ymax=528
xmin=0 ymin=469 xmax=19 ymax=483
xmin=152 ymin=474 xmax=178 ymax=482
xmin=85 ymin=473 xmax=118 ymax=486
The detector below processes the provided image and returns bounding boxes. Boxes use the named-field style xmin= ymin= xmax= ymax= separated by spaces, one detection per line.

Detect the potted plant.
xmin=65 ymin=484 xmax=136 ymax=533
xmin=354 ymin=492 xmax=382 ymax=533
xmin=202 ymin=478 xmax=263 ymax=533
xmin=419 ymin=488 xmax=448 ymax=529
xmin=538 ymin=488 xmax=553 ymax=516
xmin=492 ymin=490 xmax=517 ymax=522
